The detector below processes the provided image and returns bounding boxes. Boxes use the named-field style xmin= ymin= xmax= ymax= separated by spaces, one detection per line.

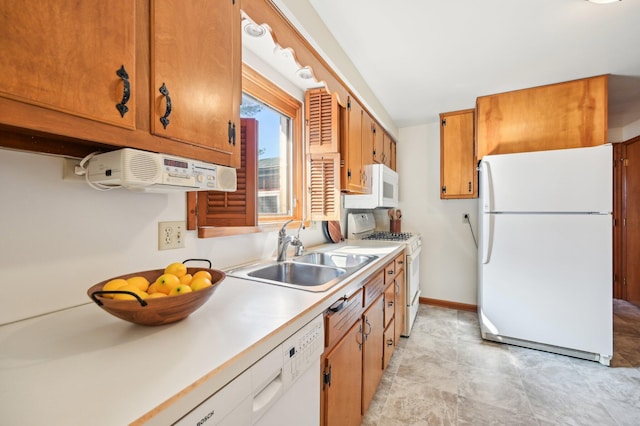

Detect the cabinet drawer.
xmin=394 ymin=253 xmax=405 ymax=275
xmin=325 ymin=288 xmax=364 ymax=349
xmin=383 ymin=318 xmax=395 ymax=370
xmin=384 ymin=282 xmax=395 ymax=327
xmin=384 ymin=261 xmax=396 ymax=285
xmin=363 ymin=270 xmax=385 ymax=307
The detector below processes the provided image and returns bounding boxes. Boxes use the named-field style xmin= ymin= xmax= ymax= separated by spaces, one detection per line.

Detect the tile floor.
xmin=362 ymin=299 xmax=640 ymax=426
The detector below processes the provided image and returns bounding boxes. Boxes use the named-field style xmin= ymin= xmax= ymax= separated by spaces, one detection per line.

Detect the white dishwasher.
xmin=175 ymin=314 xmax=324 ymax=426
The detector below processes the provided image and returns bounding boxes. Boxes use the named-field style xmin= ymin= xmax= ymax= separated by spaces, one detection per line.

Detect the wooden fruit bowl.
xmin=87 ymin=265 xmax=225 ymax=326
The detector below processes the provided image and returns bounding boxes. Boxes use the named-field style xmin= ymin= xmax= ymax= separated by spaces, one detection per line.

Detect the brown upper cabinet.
xmin=0 ymin=1 xmax=136 ymax=130
xmin=373 ymin=124 xmax=396 ymax=170
xmin=440 ymin=108 xmax=477 ymax=199
xmin=150 ymin=0 xmax=241 ymax=166
xmin=341 ymin=96 xmax=368 ymax=193
xmin=0 ymin=0 xmax=241 ymax=168
xmin=476 ymin=75 xmax=608 ymax=159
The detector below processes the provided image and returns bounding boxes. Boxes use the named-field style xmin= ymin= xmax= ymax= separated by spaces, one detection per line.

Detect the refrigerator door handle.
xmin=479 ymin=160 xmax=493 ymax=264
xmin=482 ymin=213 xmax=492 ymax=264
xmin=480 ymin=161 xmax=493 ymax=213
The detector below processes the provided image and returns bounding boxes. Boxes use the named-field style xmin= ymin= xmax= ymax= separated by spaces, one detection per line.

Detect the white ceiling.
xmin=247 ymin=0 xmax=640 ymax=132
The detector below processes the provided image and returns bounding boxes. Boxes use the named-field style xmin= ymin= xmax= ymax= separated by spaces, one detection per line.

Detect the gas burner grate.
xmin=363 ymin=231 xmax=414 ymax=241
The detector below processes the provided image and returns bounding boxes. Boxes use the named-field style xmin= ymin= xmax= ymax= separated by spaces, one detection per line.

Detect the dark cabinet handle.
xmin=228 ymin=120 xmax=236 ymax=145
xmin=468 ymin=181 xmax=472 ymax=192
xmin=159 ymin=83 xmax=172 ymax=129
xmin=328 ymin=296 xmax=347 ymax=313
xmin=115 ymin=65 xmax=130 ymax=118
xmin=388 ymin=269 xmax=395 ymax=275
xmin=386 ymin=338 xmax=394 ymax=347
xmin=388 ymin=300 xmax=394 ymax=307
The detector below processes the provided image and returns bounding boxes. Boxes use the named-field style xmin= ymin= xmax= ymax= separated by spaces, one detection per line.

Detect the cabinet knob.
xmin=159 ymin=83 xmax=172 ymax=129
xmin=386 ymin=339 xmax=394 ymax=347
xmin=115 ymin=65 xmax=130 ymax=118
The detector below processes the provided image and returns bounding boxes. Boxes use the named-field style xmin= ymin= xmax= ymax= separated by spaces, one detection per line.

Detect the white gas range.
xmin=347 ymin=212 xmax=422 ymax=336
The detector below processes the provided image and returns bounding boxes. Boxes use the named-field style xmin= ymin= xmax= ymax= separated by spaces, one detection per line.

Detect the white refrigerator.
xmin=477 ymin=144 xmax=613 ymax=365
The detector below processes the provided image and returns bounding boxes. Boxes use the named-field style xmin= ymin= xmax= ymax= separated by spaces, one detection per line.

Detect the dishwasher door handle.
xmin=252 ymin=370 xmax=284 ymax=422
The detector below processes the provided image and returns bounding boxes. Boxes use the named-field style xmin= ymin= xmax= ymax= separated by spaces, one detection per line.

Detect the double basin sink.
xmin=227 ymin=251 xmax=378 ymax=292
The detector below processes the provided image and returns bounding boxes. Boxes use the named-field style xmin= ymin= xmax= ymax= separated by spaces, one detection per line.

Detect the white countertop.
xmin=0 ymin=241 xmax=403 ymax=425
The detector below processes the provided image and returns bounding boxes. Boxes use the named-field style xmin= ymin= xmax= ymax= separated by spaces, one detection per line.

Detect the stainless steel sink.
xmin=248 ymin=262 xmax=345 ymax=286
xmin=293 ymin=252 xmax=376 ymax=269
xmin=227 ymin=250 xmax=378 ymax=292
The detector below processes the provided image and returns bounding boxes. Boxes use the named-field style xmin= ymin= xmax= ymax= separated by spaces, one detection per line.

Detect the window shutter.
xmin=307 ymin=152 xmax=340 ymax=221
xmin=191 ymin=118 xmax=257 ymax=227
xmin=306 ymin=88 xmax=339 ymax=153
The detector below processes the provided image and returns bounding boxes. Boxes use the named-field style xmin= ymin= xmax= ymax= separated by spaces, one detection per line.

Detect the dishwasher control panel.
xmin=281 ymin=314 xmax=324 ymax=390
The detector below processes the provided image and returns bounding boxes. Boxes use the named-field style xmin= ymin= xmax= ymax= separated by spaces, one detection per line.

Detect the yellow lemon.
xmin=164 ymin=262 xmax=187 ymax=278
xmin=113 ymin=284 xmax=146 ymax=301
xmin=154 ymin=273 xmax=180 ymax=295
xmin=102 ymin=278 xmax=128 ymax=299
xmin=192 ymin=270 xmax=212 ymax=281
xmin=169 ymin=284 xmax=193 ymax=296
xmin=147 ymin=292 xmax=168 ymax=299
xmin=126 ymin=276 xmax=150 ymax=292
xmin=147 ymin=282 xmax=159 ymax=294
xmin=190 ymin=276 xmax=212 ymax=291
xmin=179 ymin=273 xmax=193 ymax=285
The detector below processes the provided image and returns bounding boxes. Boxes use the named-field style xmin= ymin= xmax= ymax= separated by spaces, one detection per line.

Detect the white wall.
xmin=397 ymin=124 xmax=478 ymax=306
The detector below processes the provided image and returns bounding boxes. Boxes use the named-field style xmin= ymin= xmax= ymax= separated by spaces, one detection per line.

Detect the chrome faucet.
xmin=277 ymin=220 xmax=303 ymax=261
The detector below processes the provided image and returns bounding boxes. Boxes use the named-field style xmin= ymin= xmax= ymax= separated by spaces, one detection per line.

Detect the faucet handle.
xmin=279 ymin=219 xmax=294 ymax=235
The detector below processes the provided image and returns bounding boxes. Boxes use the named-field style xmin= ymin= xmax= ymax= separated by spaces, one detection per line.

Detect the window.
xmin=187 ymin=65 xmax=303 ymax=235
xmin=241 ymin=65 xmax=303 ymax=224
xmin=240 ymin=93 xmax=296 ymax=219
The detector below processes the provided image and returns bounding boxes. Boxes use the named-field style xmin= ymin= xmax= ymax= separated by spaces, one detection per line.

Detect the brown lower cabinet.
xmin=322 ymin=255 xmax=403 ymax=426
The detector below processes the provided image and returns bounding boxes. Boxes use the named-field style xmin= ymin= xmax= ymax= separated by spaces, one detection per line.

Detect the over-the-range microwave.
xmin=343 ymin=164 xmax=399 ymax=209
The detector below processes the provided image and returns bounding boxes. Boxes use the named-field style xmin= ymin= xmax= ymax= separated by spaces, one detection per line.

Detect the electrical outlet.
xmin=462 ymin=213 xmax=470 ymax=223
xmin=158 ymin=221 xmax=186 ymax=250
xmin=62 ymin=158 xmax=85 ymax=181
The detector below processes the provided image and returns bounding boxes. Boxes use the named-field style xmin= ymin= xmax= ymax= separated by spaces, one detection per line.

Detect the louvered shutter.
xmin=192 ymin=118 xmax=257 ymax=227
xmin=307 ymin=153 xmax=340 ymax=221
xmin=306 ymin=88 xmax=339 ymax=153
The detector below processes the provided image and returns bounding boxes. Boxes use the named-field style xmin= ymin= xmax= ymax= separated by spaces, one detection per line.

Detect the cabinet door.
xmin=342 ymin=96 xmax=364 ymax=193
xmin=324 ymin=320 xmax=363 ymax=426
xmin=476 ymin=75 xmax=607 ymax=159
xmin=382 ymin=131 xmax=394 ymax=169
xmin=361 ymin=111 xmax=374 ymax=167
xmin=152 ymin=0 xmax=241 ymax=167
xmin=0 ymin=0 xmax=135 ymax=129
xmin=440 ymin=109 xmax=477 ymax=199
xmin=361 ymin=294 xmax=384 ymax=415
xmin=383 ymin=318 xmax=395 ymax=370
xmin=373 ymin=123 xmax=384 ymax=164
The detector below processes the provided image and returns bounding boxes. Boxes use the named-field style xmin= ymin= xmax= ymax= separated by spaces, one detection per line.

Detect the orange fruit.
xmin=102 ymin=278 xmax=128 ymax=299
xmin=179 ymin=273 xmax=193 ymax=285
xmin=164 ymin=262 xmax=187 ymax=278
xmin=154 ymin=273 xmax=180 ymax=294
xmin=190 ymin=276 xmax=212 ymax=291
xmin=169 ymin=284 xmax=193 ymax=296
xmin=192 ymin=270 xmax=212 ymax=281
xmin=126 ymin=276 xmax=150 ymax=292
